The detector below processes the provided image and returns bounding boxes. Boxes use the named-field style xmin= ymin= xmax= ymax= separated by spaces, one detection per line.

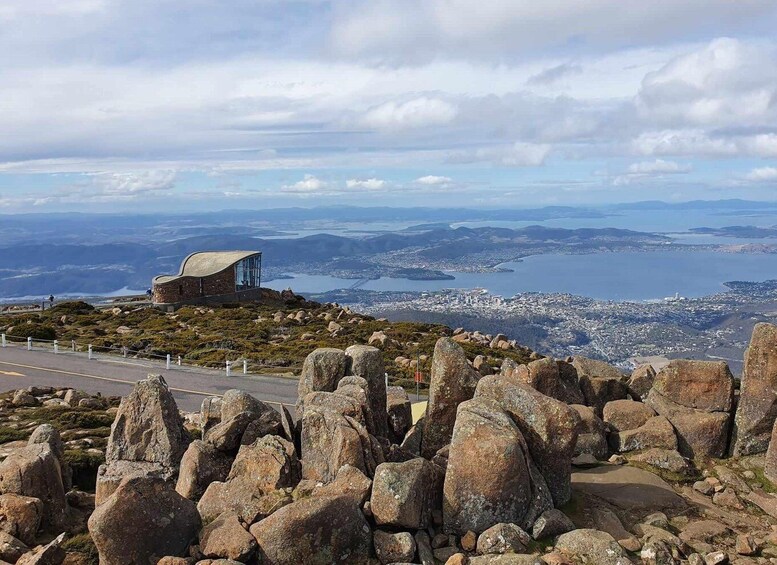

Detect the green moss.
xmin=749 ymin=466 xmax=777 ymax=493
xmin=0 ymin=425 xmax=28 ymax=443
xmin=20 ymin=407 xmax=113 ymax=430
xmin=11 ymin=323 xmax=57 ymax=340
xmin=62 ymin=533 xmax=99 ymax=565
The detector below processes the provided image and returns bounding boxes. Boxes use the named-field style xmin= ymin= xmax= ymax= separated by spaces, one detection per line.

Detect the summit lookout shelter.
xmin=152 ymin=251 xmax=262 ymax=308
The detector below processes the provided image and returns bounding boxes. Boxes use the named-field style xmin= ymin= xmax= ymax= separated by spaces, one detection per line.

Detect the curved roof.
xmin=153 ymin=250 xmax=261 ymax=284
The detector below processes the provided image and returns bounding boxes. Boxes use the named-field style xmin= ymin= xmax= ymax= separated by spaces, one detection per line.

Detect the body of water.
xmin=266 ymin=250 xmax=777 ymax=301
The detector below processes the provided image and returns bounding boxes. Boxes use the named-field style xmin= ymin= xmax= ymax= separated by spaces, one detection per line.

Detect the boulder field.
xmin=0 ymin=324 xmax=776 ymax=563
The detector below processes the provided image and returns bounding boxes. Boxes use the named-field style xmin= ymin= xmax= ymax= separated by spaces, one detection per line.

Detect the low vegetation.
xmin=0 ymin=299 xmax=535 ymax=388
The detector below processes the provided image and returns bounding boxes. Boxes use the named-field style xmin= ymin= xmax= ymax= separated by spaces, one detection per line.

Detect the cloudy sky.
xmin=1 ymin=0 xmax=777 ymax=211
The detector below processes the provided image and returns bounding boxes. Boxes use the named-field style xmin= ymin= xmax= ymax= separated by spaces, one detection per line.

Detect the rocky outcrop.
xmin=570 ymin=404 xmax=609 ymax=460
xmin=98 ymin=375 xmax=189 ymax=502
xmin=296 ymin=348 xmax=347 ymax=413
xmin=371 ymin=458 xmax=442 ymax=529
xmin=610 ymin=415 xmax=678 ymax=453
xmin=443 ymin=398 xmax=552 ymax=534
xmin=733 ymin=323 xmax=777 ymax=456
xmin=345 ymin=345 xmax=389 ymax=438
xmin=0 ymin=494 xmax=43 ymax=546
xmin=88 ymin=475 xmax=200 ymax=565
xmin=386 ymin=386 xmax=412 ymax=444
xmin=0 ymin=444 xmax=67 ymax=530
xmin=300 ymin=392 xmax=382 ymax=483
xmin=628 ymin=364 xmax=656 ymax=400
xmin=646 ymin=360 xmax=734 ymax=459
xmin=514 ymin=358 xmax=584 ymax=405
xmin=175 ymin=440 xmax=233 ymax=500
xmin=421 ymin=338 xmax=480 ymax=458
xmin=105 ymin=374 xmax=188 ymax=467
xmin=475 ymin=374 xmax=580 ymax=506
xmin=249 ymin=494 xmax=372 ymax=565
xmin=572 ymin=357 xmax=629 ymax=416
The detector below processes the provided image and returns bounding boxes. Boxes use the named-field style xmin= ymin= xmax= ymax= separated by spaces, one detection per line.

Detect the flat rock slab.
xmin=572 ymin=465 xmax=687 ymax=515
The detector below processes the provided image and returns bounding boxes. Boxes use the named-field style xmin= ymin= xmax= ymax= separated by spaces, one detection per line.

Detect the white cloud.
xmin=281 ymin=174 xmax=327 ymax=193
xmin=449 ymin=142 xmax=551 ymax=167
xmin=636 ymin=38 xmax=777 ymax=128
xmin=415 ymin=175 xmax=452 ymax=185
xmin=345 ymin=178 xmax=387 ymax=190
xmin=745 ymin=166 xmax=777 ymax=182
xmin=613 ymin=159 xmax=691 ymax=185
xmin=330 ymin=1 xmax=777 ymax=63
xmin=632 ymin=130 xmax=739 ymax=157
xmin=359 ymin=97 xmax=458 ymax=130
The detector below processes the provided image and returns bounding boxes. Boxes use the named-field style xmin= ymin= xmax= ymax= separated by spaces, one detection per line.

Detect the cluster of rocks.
xmin=2 ymin=322 xmax=777 ymax=564
xmin=450 ymin=327 xmax=532 ymax=356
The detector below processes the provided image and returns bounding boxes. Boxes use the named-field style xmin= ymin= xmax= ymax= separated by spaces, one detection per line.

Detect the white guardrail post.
xmin=88 ymin=344 xmax=93 ymax=360
xmin=166 ymin=354 xmax=171 ymax=370
xmin=53 ymin=340 xmax=58 ymax=354
xmin=71 ymin=340 xmax=76 ymax=352
xmin=226 ymin=360 xmax=232 ymax=377
xmin=243 ymin=360 xmax=247 ymax=375
xmin=1 ymin=334 xmax=5 ymax=348
xmin=27 ymin=337 xmax=32 ymax=351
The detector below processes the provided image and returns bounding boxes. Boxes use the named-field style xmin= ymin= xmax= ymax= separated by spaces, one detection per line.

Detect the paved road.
xmin=0 ymin=345 xmax=299 ymax=412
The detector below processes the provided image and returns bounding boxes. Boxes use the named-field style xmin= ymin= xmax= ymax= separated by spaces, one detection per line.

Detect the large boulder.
xmin=516 ymin=358 xmax=584 ymax=405
xmin=421 ymin=338 xmax=480 ymax=458
xmin=249 ymin=494 xmax=372 ymax=565
xmin=570 ymin=404 xmax=609 ymax=460
xmin=0 ymin=494 xmax=43 ymax=546
xmin=105 ymin=375 xmax=189 ymax=467
xmin=555 ymin=528 xmax=629 ymax=565
xmin=199 ymin=512 xmax=257 ymax=562
xmin=300 ymin=397 xmax=382 ymax=482
xmin=651 ymin=360 xmax=734 ymax=412
xmin=227 ymin=435 xmax=300 ymax=493
xmin=572 ymin=357 xmax=628 ymax=416
xmin=96 ymin=460 xmax=176 ymax=505
xmin=296 ymin=348 xmax=347 ymax=412
xmin=88 ymin=475 xmax=200 ymax=565
xmin=733 ymin=323 xmax=777 ymax=456
xmin=0 ymin=444 xmax=66 ymax=530
xmin=609 ymin=416 xmax=678 ymax=454
xmin=336 ymin=376 xmax=377 ymax=436
xmin=386 ymin=386 xmax=412 ymax=444
xmin=646 ymin=360 xmax=734 ymax=459
xmin=763 ymin=417 xmax=777 ymax=482
xmin=371 ymin=458 xmax=443 ymax=529
xmin=475 ymin=374 xmax=580 ymax=506
xmin=197 ymin=478 xmax=292 ymax=525
xmin=373 ymin=530 xmax=416 ymax=564
xmin=175 ymin=440 xmax=233 ymax=501
xmin=443 ymin=398 xmax=552 ymax=534
xmin=628 ymin=365 xmax=656 ymax=400
xmin=204 ymin=391 xmax=281 ymax=453
xmin=602 ymin=400 xmax=656 ymax=431
xmin=345 ymin=345 xmax=389 ymax=438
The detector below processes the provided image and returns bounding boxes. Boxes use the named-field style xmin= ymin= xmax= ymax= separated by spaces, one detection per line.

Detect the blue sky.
xmin=1 ymin=0 xmax=777 ymax=212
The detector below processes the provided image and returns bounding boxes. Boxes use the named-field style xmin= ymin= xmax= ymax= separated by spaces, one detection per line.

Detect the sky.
xmin=1 ymin=0 xmax=777 ymax=212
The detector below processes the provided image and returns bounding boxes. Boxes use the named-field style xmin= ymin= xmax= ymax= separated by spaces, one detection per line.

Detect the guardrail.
xmin=0 ymin=332 xmax=298 ymax=378
xmin=0 ymin=332 xmax=429 ymax=400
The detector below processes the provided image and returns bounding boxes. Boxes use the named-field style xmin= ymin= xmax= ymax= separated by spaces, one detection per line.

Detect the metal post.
xmin=123 ymin=347 xmax=127 ymax=358
xmin=54 ymin=340 xmax=58 ymax=354
xmin=88 ymin=345 xmax=93 ymax=360
xmin=385 ymin=372 xmax=388 ymax=389
xmin=1 ymin=334 xmax=5 ymax=348
xmin=226 ymin=360 xmax=232 ymax=377
xmin=243 ymin=360 xmax=247 ymax=375
xmin=177 ymin=355 xmax=182 ymax=366
xmin=166 ymin=354 xmax=171 ymax=370
xmin=27 ymin=337 xmax=32 ymax=351
xmin=71 ymin=340 xmax=76 ymax=352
